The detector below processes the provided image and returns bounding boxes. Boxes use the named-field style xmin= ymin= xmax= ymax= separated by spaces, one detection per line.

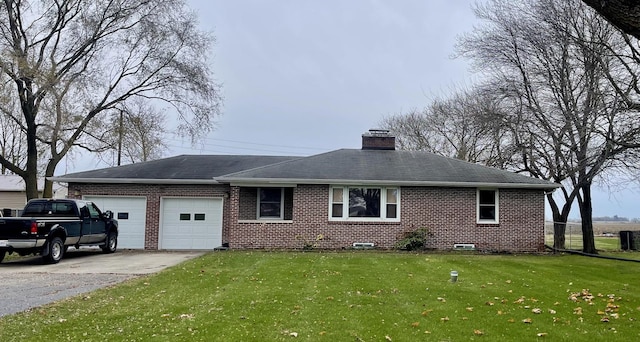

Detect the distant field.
xmin=545 ymin=221 xmax=640 ymax=236
xmin=545 ymin=222 xmax=640 ymax=259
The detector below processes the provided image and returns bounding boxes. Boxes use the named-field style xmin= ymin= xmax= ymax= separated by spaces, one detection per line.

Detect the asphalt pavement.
xmin=0 ymin=249 xmax=203 ymax=317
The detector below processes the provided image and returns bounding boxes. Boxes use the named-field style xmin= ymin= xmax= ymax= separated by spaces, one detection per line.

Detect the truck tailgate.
xmin=0 ymin=218 xmax=34 ymax=239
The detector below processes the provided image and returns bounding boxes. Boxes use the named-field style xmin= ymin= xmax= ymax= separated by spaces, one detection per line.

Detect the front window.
xmin=258 ymin=188 xmax=284 ymax=219
xmin=349 ymin=188 xmax=381 ymax=217
xmin=330 ymin=186 xmax=399 ymax=221
xmin=477 ymin=189 xmax=499 ymax=223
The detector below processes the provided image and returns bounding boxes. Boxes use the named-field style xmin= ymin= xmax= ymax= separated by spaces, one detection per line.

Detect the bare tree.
xmin=457 ymin=0 xmax=640 ymax=253
xmin=0 ymin=111 xmax=25 ymax=175
xmin=100 ymin=99 xmax=168 ymax=166
xmin=382 ymin=87 xmax=514 ymax=167
xmin=0 ymin=0 xmax=222 ymax=199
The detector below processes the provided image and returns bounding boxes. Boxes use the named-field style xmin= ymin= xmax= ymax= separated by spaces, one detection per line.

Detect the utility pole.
xmin=117 ymin=109 xmax=124 ymax=166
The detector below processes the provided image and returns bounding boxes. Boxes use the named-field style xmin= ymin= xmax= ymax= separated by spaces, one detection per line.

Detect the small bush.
xmin=296 ymin=234 xmax=325 ymax=250
xmin=395 ymin=227 xmax=431 ymax=251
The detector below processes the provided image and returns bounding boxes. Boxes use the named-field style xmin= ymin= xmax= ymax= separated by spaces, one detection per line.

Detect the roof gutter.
xmin=47 ymin=177 xmax=220 ymax=185
xmin=218 ymin=177 xmax=561 ymax=190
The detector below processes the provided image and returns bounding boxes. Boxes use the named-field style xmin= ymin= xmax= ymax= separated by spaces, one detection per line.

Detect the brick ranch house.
xmin=50 ymin=130 xmax=559 ymax=252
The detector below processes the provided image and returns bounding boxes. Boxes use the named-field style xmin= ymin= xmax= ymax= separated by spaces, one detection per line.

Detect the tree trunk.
xmin=42 ymin=158 xmax=60 ymax=199
xmin=24 ymin=107 xmax=39 ymax=200
xmin=579 ymin=183 xmax=597 ymax=254
xmin=552 ymin=219 xmax=566 ymax=250
xmin=546 ymin=192 xmax=573 ymax=250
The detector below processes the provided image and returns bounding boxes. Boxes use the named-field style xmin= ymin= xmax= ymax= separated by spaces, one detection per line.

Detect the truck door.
xmin=78 ymin=204 xmax=92 ymax=244
xmin=87 ymin=203 xmax=107 ymax=243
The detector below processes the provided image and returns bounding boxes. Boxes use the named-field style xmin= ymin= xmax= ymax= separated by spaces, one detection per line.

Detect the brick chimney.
xmin=362 ymin=129 xmax=395 ymax=150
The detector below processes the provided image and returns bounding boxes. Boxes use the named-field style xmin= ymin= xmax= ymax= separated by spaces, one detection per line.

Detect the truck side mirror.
xmin=104 ymin=210 xmax=113 ymax=219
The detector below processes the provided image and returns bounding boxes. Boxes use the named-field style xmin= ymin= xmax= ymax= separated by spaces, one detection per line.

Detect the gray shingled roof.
xmin=50 ymin=155 xmax=299 ymax=184
xmin=50 ymin=150 xmax=558 ymax=189
xmin=216 ymin=149 xmax=559 ymax=189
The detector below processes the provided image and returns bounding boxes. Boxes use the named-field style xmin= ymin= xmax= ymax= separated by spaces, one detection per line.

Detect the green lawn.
xmin=1 ymin=251 xmax=639 ymax=341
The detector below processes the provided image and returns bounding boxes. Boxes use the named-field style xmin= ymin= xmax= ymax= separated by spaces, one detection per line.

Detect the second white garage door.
xmin=160 ymin=197 xmax=223 ymax=250
xmin=83 ymin=196 xmax=147 ymax=249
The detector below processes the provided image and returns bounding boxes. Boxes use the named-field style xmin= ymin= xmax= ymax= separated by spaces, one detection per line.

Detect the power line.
xmin=161 ymin=136 xmax=330 ymax=156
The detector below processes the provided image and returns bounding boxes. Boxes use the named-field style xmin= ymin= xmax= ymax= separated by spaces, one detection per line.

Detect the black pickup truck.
xmin=0 ymin=199 xmax=118 ymax=264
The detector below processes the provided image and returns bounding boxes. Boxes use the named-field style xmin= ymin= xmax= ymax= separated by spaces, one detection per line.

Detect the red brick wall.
xmin=68 ymin=183 xmax=230 ymax=250
xmin=69 ymin=182 xmax=545 ymax=252
xmin=229 ymin=185 xmax=545 ymax=252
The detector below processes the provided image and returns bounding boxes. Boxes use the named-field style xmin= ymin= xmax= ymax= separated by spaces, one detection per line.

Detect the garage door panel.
xmin=84 ymin=196 xmax=146 ymax=249
xmin=160 ymin=197 xmax=222 ymax=250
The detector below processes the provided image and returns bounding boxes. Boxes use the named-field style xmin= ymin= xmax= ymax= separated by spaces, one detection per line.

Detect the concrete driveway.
xmin=0 ymin=248 xmax=204 ymax=274
xmin=0 ymin=248 xmax=204 ymax=317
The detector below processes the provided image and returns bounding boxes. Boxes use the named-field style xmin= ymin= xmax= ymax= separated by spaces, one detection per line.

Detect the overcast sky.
xmin=62 ymin=0 xmax=639 ymax=218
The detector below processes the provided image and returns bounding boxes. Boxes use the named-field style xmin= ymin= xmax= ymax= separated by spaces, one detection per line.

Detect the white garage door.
xmin=84 ymin=196 xmax=147 ymax=249
xmin=160 ymin=197 xmax=223 ymax=250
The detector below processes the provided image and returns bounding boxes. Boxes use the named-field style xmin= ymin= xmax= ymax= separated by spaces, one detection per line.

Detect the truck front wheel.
xmin=44 ymin=237 xmax=65 ymax=264
xmin=102 ymin=231 xmax=117 ymax=254
xmin=0 ymin=250 xmax=5 ymax=263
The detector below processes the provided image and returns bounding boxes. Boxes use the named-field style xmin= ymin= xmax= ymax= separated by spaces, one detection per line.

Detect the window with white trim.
xmin=330 ymin=186 xmax=400 ymax=221
xmin=477 ymin=189 xmax=499 ymax=223
xmin=258 ymin=188 xmax=284 ymax=219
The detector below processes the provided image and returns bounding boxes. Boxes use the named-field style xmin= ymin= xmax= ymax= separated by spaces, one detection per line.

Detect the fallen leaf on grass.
xmin=537 ymin=333 xmax=548 ymax=337
xmin=385 ymin=335 xmax=392 ymax=341
xmin=473 ymin=329 xmax=484 ymax=335
xmin=522 ymin=318 xmax=532 ymax=324
xmin=485 ymin=301 xmax=494 ymax=306
xmin=437 ymin=297 xmax=446 ymax=302
xmin=422 ymin=309 xmax=433 ymax=316
xmin=411 ymin=322 xmax=420 ymax=328
xmin=548 ymin=309 xmax=556 ymax=315
xmin=440 ymin=317 xmax=450 ymax=322
xmin=290 ymin=332 xmax=298 ymax=337
xmin=466 ymin=307 xmax=474 ymax=312
xmin=601 ymin=317 xmax=610 ymax=323
xmin=532 ymin=308 xmax=542 ymax=314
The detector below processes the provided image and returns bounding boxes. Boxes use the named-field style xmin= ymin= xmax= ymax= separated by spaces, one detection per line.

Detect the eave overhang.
xmin=48 ymin=177 xmax=220 ymax=185
xmin=219 ymin=177 xmax=561 ymax=190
